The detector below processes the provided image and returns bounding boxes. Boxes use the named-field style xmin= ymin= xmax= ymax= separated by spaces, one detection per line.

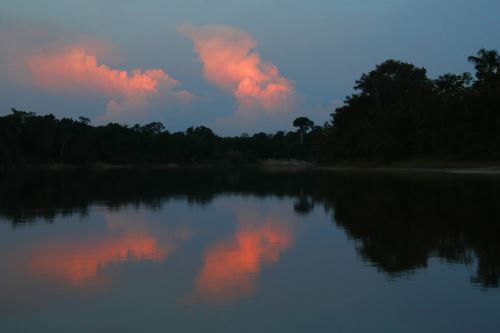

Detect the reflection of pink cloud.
xmin=27 ymin=213 xmax=192 ymax=286
xmin=28 ymin=234 xmax=169 ymax=286
xmin=24 ymin=44 xmax=193 ymax=121
xmin=180 ymin=25 xmax=294 ymax=116
xmin=185 ymin=219 xmax=293 ymax=304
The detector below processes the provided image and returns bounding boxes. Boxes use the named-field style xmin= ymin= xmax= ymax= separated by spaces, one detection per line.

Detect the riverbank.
xmin=3 ymin=159 xmax=500 ymax=175
xmin=318 ymin=159 xmax=500 ymax=174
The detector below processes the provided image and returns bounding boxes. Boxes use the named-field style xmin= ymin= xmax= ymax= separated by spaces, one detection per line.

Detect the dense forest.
xmin=0 ymin=48 xmax=499 ymax=166
xmin=327 ymin=48 xmax=500 ymax=162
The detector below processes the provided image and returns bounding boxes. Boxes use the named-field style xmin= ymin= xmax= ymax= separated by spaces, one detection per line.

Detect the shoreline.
xmin=318 ymin=166 xmax=500 ymax=175
xmin=2 ymin=160 xmax=500 ymax=175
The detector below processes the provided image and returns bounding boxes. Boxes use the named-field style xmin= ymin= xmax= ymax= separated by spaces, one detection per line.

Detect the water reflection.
xmin=20 ymin=212 xmax=192 ymax=286
xmin=28 ymin=234 xmax=168 ymax=285
xmin=1 ymin=167 xmax=500 ymax=290
xmin=186 ymin=212 xmax=294 ymax=303
xmin=324 ymin=173 xmax=500 ymax=288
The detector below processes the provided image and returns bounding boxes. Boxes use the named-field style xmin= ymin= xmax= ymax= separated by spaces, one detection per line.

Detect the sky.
xmin=1 ymin=0 xmax=499 ymax=135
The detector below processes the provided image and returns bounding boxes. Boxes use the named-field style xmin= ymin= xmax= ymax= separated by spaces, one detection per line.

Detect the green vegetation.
xmin=1 ymin=48 xmax=499 ymax=166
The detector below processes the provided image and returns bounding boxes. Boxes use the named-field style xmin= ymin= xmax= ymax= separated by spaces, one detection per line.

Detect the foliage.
xmin=325 ymin=49 xmax=500 ymax=162
xmin=0 ymin=110 xmax=324 ymax=165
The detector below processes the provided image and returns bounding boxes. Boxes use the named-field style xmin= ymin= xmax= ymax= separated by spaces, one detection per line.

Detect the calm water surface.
xmin=0 ymin=168 xmax=499 ymax=332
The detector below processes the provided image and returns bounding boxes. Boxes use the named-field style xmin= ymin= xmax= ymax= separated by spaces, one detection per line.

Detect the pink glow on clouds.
xmin=179 ymin=25 xmax=295 ymax=116
xmin=24 ymin=45 xmax=193 ymax=121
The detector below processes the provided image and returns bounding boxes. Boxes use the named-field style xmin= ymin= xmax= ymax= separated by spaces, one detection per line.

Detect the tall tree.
xmin=293 ymin=117 xmax=314 ymax=144
xmin=468 ymin=49 xmax=500 ymax=83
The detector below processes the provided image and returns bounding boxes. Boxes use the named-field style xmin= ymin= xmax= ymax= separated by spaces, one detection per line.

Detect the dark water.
xmin=0 ymin=168 xmax=499 ymax=332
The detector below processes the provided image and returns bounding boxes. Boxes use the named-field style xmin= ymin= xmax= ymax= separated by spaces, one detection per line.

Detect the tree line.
xmin=1 ymin=48 xmax=499 ymax=165
xmin=325 ymin=48 xmax=500 ymax=162
xmin=0 ymin=108 xmax=326 ymax=165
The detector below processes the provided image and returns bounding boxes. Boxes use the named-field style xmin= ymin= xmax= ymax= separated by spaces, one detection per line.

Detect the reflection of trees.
xmin=2 ymin=168 xmax=500 ymax=288
xmin=323 ymin=173 xmax=500 ymax=288
xmin=293 ymin=196 xmax=315 ymax=215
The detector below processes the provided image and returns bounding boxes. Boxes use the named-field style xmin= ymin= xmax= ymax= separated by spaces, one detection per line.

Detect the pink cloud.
xmin=23 ymin=44 xmax=193 ymax=121
xmin=179 ymin=25 xmax=294 ymax=116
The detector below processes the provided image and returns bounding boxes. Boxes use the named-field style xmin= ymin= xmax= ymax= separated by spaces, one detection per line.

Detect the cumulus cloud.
xmin=0 ymin=19 xmax=194 ymax=122
xmin=21 ymin=44 xmax=193 ymax=121
xmin=179 ymin=24 xmax=295 ymax=117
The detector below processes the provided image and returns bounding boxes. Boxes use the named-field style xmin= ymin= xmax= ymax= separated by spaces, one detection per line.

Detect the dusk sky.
xmin=1 ymin=0 xmax=499 ymax=135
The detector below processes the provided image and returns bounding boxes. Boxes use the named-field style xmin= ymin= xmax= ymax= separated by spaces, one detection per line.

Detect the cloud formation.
xmin=180 ymin=25 xmax=294 ymax=117
xmin=0 ymin=19 xmax=195 ymax=122
xmin=21 ymin=43 xmax=193 ymax=121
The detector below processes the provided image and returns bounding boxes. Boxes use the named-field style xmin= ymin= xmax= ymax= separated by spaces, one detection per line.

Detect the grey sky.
xmin=1 ymin=0 xmax=499 ymax=134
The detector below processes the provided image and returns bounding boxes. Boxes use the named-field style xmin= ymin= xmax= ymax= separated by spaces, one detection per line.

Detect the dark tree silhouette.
xmin=468 ymin=48 xmax=500 ymax=82
xmin=293 ymin=117 xmax=314 ymax=144
xmin=324 ymin=49 xmax=500 ymax=162
xmin=0 ymin=110 xmax=324 ymax=165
